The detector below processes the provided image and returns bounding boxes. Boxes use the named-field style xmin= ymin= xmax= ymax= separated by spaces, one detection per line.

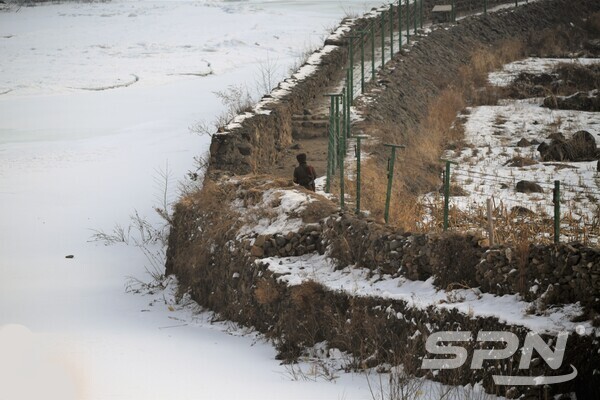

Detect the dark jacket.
xmin=294 ymin=162 xmax=316 ymax=191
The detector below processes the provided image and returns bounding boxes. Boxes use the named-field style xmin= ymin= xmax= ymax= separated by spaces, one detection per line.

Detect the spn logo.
xmin=421 ymin=331 xmax=577 ymax=385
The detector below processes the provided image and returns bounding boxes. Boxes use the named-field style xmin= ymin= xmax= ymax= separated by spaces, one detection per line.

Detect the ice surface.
xmin=0 ymin=1 xmax=389 ymax=399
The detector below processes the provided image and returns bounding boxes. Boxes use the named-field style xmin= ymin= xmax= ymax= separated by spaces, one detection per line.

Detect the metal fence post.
xmin=554 ymin=180 xmax=560 ymax=244
xmin=335 ymin=93 xmax=341 ymax=170
xmin=384 ymin=144 xmax=406 ymax=224
xmin=346 ymin=68 xmax=351 ymax=140
xmin=354 ymin=135 xmax=368 ymax=215
xmin=339 ymin=136 xmax=345 ymax=210
xmin=420 ymin=0 xmax=423 ymax=29
xmin=451 ymin=0 xmax=456 ymax=22
xmin=359 ymin=31 xmax=365 ymax=93
xmin=398 ymin=0 xmax=402 ymax=50
xmin=484 ymin=0 xmax=487 ymax=15
xmin=413 ymin=0 xmax=417 ymax=35
xmin=380 ymin=10 xmax=385 ymax=66
xmin=486 ymin=198 xmax=495 ymax=246
xmin=349 ymin=38 xmax=355 ymax=105
xmin=442 ymin=159 xmax=458 ymax=231
xmin=405 ymin=0 xmax=410 ymax=44
xmin=389 ymin=3 xmax=394 ymax=57
xmin=325 ymin=95 xmax=335 ymax=192
xmin=371 ymin=19 xmax=376 ymax=81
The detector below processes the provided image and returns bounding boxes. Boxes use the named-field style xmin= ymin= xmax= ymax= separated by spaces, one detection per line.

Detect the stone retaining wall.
xmin=168 ymin=203 xmax=600 ymax=399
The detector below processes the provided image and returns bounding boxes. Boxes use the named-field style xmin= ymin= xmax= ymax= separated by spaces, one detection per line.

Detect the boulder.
xmin=539 ymin=130 xmax=598 ymax=162
xmin=516 ymin=180 xmax=544 ymax=193
xmin=543 ymin=92 xmax=600 ymax=112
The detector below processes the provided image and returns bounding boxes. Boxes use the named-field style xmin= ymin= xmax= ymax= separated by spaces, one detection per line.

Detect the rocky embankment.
xmin=167 ymin=1 xmax=600 ymax=398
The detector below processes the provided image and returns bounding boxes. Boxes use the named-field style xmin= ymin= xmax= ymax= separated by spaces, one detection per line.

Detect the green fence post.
xmin=354 ymin=135 xmax=369 ymax=215
xmin=340 ymin=87 xmax=346 ymax=166
xmin=451 ymin=0 xmax=456 ymax=22
xmin=325 ymin=95 xmax=335 ymax=192
xmin=380 ymin=10 xmax=385 ymax=67
xmin=348 ymin=35 xmax=363 ymax=102
xmin=413 ymin=0 xmax=417 ymax=35
xmin=389 ymin=3 xmax=394 ymax=57
xmin=554 ymin=180 xmax=560 ymax=244
xmin=420 ymin=0 xmax=423 ymax=29
xmin=442 ymin=159 xmax=458 ymax=231
xmin=346 ymin=68 xmax=351 ymax=140
xmin=339 ymin=91 xmax=347 ymax=210
xmin=484 ymin=0 xmax=487 ymax=15
xmin=398 ymin=0 xmax=402 ymax=50
xmin=371 ymin=19 xmax=376 ymax=81
xmin=405 ymin=0 xmax=410 ymax=44
xmin=335 ymin=93 xmax=341 ymax=171
xmin=384 ymin=144 xmax=406 ymax=224
xmin=339 ymin=131 xmax=345 ymax=210
xmin=349 ymin=38 xmax=355 ymax=105
xmin=515 ymin=0 xmax=518 ymax=7
xmin=359 ymin=31 xmax=365 ymax=93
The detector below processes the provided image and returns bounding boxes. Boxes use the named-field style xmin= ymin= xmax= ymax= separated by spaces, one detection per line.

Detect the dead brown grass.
xmin=255 ymin=279 xmax=281 ymax=305
xmin=354 ymin=40 xmax=525 ymax=232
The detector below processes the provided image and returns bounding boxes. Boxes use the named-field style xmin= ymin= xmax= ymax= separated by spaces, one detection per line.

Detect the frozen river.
xmin=0 ymin=1 xmax=383 ymax=399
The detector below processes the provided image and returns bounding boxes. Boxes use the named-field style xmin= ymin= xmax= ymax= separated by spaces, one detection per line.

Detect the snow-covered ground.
xmin=0 ymin=1 xmax=399 ymax=399
xmin=445 ymin=58 xmax=600 ymax=244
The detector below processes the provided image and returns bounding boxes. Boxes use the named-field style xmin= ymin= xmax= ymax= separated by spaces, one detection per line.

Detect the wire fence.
xmin=321 ymin=0 xmax=598 ymax=245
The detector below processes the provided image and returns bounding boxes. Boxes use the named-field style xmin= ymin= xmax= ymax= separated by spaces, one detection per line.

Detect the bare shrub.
xmin=586 ymin=12 xmax=600 ymax=35
xmin=190 ymin=84 xmax=254 ymax=136
xmin=254 ymin=53 xmax=281 ymax=96
xmin=555 ymin=62 xmax=600 ymax=93
xmin=527 ymin=26 xmax=581 ymax=57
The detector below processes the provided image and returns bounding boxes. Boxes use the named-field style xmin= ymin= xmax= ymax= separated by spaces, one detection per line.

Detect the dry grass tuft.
xmin=290 ymin=280 xmax=324 ymax=310
xmin=255 ymin=279 xmax=281 ymax=305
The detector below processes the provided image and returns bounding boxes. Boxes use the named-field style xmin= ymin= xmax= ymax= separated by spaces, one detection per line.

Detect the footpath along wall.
xmin=167 ymin=1 xmax=600 ymax=398
xmin=207 ymin=0 xmax=517 ymax=175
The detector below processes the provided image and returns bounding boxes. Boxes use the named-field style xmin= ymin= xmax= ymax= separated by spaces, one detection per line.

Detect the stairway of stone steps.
xmin=291 ymin=112 xmax=330 ymax=140
xmin=273 ymin=81 xmax=344 ymax=181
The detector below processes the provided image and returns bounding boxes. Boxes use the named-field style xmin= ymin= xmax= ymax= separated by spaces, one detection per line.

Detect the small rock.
xmin=505 ymin=387 xmax=519 ymax=399
xmin=250 ymin=246 xmax=264 ymax=258
xmin=237 ymin=145 xmax=252 ymax=156
xmin=254 ymin=235 xmax=267 ymax=248
xmin=65 ymin=255 xmax=74 ymax=259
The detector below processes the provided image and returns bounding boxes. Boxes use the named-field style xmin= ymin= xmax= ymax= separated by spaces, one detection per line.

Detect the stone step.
xmin=292 ymin=120 xmax=329 ymax=129
xmin=291 ymin=114 xmax=330 ymax=122
xmin=292 ymin=125 xmax=328 ymax=139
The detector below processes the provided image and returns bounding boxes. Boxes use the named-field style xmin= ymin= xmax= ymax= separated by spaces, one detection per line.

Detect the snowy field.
xmin=445 ymin=58 xmax=600 ymax=244
xmin=0 ymin=1 xmax=401 ymax=399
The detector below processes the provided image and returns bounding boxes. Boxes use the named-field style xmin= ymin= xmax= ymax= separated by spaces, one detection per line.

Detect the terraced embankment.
xmin=166 ymin=1 xmax=600 ymax=398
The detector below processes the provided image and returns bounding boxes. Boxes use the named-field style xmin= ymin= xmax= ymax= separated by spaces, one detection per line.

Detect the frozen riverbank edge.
xmin=166 ymin=1 xmax=600 ymax=398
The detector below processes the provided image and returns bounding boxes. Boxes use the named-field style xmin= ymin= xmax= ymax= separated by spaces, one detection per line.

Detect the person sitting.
xmin=293 ymin=153 xmax=316 ymax=192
